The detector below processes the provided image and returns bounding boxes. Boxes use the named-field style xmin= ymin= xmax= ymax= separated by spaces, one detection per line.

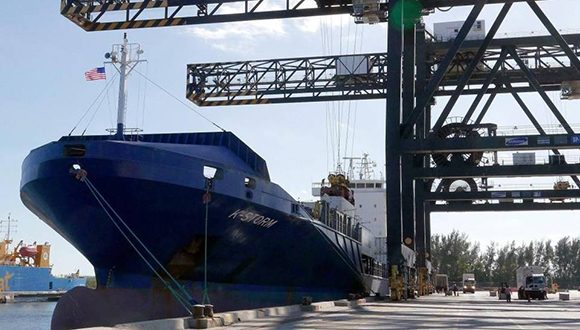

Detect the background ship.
xmin=0 ymin=215 xmax=86 ymax=295
xmin=19 ymin=37 xmax=389 ymax=329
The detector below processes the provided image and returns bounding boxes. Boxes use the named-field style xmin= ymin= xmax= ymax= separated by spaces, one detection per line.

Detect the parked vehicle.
xmin=516 ymin=266 xmax=547 ymax=300
xmin=435 ymin=274 xmax=449 ymax=293
xmin=462 ymin=273 xmax=476 ymax=293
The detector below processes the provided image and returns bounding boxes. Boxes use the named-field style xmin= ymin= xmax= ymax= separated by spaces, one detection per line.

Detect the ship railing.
xmin=319 ymin=203 xmax=362 ymax=241
xmin=362 ymin=256 xmax=388 ymax=278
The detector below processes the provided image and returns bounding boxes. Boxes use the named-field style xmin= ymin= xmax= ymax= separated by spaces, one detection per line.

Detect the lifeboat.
xmin=19 ymin=246 xmax=38 ymax=258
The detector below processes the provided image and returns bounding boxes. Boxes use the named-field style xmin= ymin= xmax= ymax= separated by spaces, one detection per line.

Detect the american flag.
xmin=85 ymin=67 xmax=106 ymax=81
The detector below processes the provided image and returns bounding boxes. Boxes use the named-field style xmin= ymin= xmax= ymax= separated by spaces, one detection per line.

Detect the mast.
xmin=1 ymin=213 xmax=16 ymax=242
xmin=116 ymin=34 xmax=129 ymax=139
xmin=105 ymin=33 xmax=145 ymax=140
xmin=343 ymin=154 xmax=377 ymax=181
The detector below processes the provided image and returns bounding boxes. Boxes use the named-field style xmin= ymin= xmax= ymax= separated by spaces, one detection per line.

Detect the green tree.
xmin=492 ymin=241 xmax=518 ymax=286
xmin=523 ymin=241 xmax=535 ymax=266
xmin=554 ymin=237 xmax=571 ymax=288
xmin=481 ymin=242 xmax=496 ymax=283
xmin=430 ymin=232 xmax=579 ymax=289
xmin=570 ymin=238 xmax=580 ymax=289
xmin=431 ymin=230 xmax=479 ymax=283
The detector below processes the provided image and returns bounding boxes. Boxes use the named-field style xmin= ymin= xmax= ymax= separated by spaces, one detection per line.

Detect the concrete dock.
xmin=86 ymin=291 xmax=580 ymax=329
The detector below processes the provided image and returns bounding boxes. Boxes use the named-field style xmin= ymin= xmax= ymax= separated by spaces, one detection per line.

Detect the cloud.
xmin=183 ymin=2 xmax=289 ymax=53
xmin=187 ymin=20 xmax=285 ymax=41
xmin=293 ymin=17 xmax=321 ymax=33
xmin=292 ymin=15 xmax=353 ymax=34
xmin=185 ymin=20 xmax=286 ymax=53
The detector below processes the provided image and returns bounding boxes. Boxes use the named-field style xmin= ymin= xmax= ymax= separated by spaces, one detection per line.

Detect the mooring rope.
xmin=71 ymin=167 xmax=196 ymax=314
xmin=201 ymin=179 xmax=212 ymax=305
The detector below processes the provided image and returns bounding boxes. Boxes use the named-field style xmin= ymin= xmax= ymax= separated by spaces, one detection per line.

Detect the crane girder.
xmin=61 ymin=0 xmax=370 ymax=31
xmin=186 ymin=34 xmax=580 ymax=106
xmin=186 ymin=53 xmax=389 ymax=106
xmin=60 ymin=0 xmax=541 ymax=31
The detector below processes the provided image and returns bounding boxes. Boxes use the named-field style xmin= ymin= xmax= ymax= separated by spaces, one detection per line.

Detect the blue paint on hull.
xmin=0 ymin=265 xmax=86 ymax=292
xmin=20 ymin=132 xmax=369 ymax=328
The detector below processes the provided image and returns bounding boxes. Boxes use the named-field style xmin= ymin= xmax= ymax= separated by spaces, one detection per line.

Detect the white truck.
xmin=462 ymin=273 xmax=476 ymax=293
xmin=516 ymin=266 xmax=547 ymax=300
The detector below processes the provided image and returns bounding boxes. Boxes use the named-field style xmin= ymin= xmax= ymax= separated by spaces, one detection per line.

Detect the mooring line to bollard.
xmin=71 ymin=166 xmax=196 ymax=314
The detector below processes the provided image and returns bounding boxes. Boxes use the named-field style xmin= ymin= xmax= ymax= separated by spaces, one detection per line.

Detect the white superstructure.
xmin=310 ymin=154 xmax=387 ymax=263
xmin=348 ymin=178 xmax=386 ymax=237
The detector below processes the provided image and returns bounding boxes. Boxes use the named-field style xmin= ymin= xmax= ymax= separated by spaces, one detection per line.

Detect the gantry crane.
xmin=61 ymin=0 xmax=580 ymax=300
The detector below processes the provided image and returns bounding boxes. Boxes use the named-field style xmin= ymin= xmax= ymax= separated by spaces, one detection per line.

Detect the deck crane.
xmin=61 ymin=0 xmax=580 ymax=301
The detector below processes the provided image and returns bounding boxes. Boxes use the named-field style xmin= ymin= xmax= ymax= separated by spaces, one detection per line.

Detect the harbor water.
xmin=0 ymin=301 xmax=54 ymax=330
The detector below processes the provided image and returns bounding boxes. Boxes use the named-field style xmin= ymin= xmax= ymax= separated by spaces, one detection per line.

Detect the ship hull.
xmin=52 ymin=282 xmax=348 ymax=329
xmin=20 ymin=133 xmax=367 ymax=328
xmin=0 ymin=265 xmax=85 ymax=292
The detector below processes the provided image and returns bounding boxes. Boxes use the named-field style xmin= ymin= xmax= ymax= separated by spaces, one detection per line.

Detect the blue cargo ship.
xmin=19 ymin=37 xmax=389 ymax=329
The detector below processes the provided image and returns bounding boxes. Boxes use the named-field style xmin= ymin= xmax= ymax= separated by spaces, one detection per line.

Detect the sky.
xmin=1 ymin=1 xmax=579 ymax=276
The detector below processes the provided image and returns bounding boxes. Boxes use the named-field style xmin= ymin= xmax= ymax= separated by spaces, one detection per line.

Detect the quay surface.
xmin=85 ymin=291 xmax=580 ymax=329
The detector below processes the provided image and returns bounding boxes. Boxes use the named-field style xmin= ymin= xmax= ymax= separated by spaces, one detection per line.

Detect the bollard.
xmin=193 ymin=304 xmax=205 ymax=319
xmin=204 ymin=304 xmax=214 ymax=318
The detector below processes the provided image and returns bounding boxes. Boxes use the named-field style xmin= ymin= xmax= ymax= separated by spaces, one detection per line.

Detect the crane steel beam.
xmin=186 ymin=53 xmax=388 ymax=106
xmin=461 ymin=50 xmax=506 ymax=123
xmin=426 ymin=189 xmax=580 ymax=201
xmin=474 ymin=91 xmax=496 ymax=124
xmin=385 ymin=0 xmax=404 ymax=285
xmin=402 ymin=1 xmax=486 ymax=138
xmin=60 ymin=0 xmax=377 ymax=31
xmin=508 ymin=46 xmax=574 ymax=133
xmin=403 ymin=133 xmax=580 ymax=154
xmin=414 ymin=164 xmax=580 ymax=179
xmin=526 ymin=0 xmax=580 ymax=73
xmin=404 ymin=35 xmax=580 ymax=134
xmin=431 ymin=1 xmax=512 ymax=134
xmin=414 ymin=23 xmax=430 ymax=271
xmin=428 ymin=33 xmax=580 ymax=52
xmin=433 ymin=34 xmax=580 ymax=92
xmin=60 ymin=0 xmax=540 ymax=31
xmin=186 ymin=34 xmax=580 ymax=106
xmin=428 ymin=201 xmax=580 ymax=212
